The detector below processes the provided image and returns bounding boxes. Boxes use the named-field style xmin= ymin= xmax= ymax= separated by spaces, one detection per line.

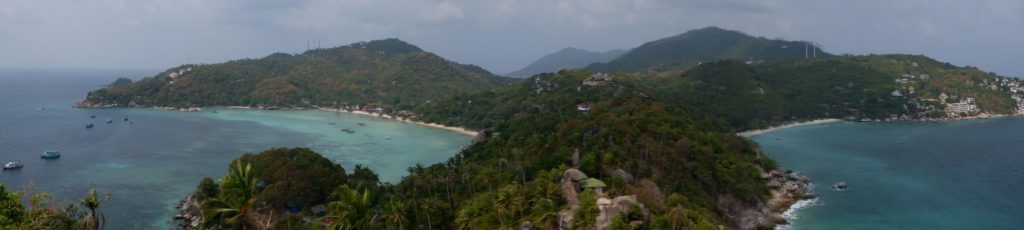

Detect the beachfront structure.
xmin=945 ymin=98 xmax=978 ymax=116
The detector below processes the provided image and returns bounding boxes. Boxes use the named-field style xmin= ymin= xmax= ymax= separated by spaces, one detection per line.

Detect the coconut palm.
xmin=322 ymin=184 xmax=372 ymax=230
xmin=379 ymin=198 xmax=408 ymax=229
xmin=80 ymin=188 xmax=109 ymax=230
xmin=202 ymin=161 xmax=257 ymax=229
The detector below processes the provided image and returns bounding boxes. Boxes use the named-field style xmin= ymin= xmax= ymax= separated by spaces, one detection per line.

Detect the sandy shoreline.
xmin=315 ymin=108 xmax=479 ymax=137
xmin=737 ymin=118 xmax=844 ymax=137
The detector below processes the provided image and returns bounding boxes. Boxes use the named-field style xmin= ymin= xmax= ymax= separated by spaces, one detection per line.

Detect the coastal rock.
xmin=720 ymin=168 xmax=812 ymax=229
xmin=174 ymin=194 xmax=203 ymax=230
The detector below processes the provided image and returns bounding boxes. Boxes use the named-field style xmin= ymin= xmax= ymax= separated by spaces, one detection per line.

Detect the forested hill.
xmin=588 ymin=26 xmax=830 ymax=73
xmin=421 ymin=54 xmax=1021 ymax=132
xmin=644 ymin=54 xmax=1019 ymax=130
xmin=78 ymin=38 xmax=514 ymax=109
xmin=506 ymin=47 xmax=625 ymax=77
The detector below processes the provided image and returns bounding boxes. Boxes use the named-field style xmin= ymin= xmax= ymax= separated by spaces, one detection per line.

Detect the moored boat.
xmin=105 ymin=119 xmax=113 ymax=124
xmin=833 ymin=182 xmax=848 ymax=191
xmin=86 ymin=123 xmax=94 ymax=129
xmin=3 ymin=161 xmax=23 ymax=170
xmin=41 ymin=150 xmax=60 ymax=159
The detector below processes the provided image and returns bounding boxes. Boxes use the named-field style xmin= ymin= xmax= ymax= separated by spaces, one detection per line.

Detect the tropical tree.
xmin=0 ymin=184 xmax=25 ymax=226
xmin=322 ymin=184 xmax=372 ymax=229
xmin=80 ymin=188 xmax=110 ymax=230
xmin=378 ymin=197 xmax=408 ymax=229
xmin=203 ymin=161 xmax=257 ymax=229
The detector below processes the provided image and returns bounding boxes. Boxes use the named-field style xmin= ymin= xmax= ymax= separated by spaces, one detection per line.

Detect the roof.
xmin=580 ymin=178 xmax=607 ymax=188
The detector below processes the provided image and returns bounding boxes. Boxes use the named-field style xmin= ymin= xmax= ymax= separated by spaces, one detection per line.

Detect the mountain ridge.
xmin=589 ymin=26 xmax=830 ymax=73
xmin=506 ymin=47 xmax=625 ymax=77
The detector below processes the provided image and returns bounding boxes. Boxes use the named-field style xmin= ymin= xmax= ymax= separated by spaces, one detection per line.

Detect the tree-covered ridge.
xmin=588 ymin=26 xmax=830 ymax=73
xmin=643 ymin=54 xmax=1018 ymax=130
xmin=407 ymin=70 xmax=778 ymax=229
xmin=79 ymin=38 xmax=514 ymax=109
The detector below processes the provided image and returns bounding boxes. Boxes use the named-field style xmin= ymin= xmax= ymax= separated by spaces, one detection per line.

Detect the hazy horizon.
xmin=1 ymin=0 xmax=1021 ymax=77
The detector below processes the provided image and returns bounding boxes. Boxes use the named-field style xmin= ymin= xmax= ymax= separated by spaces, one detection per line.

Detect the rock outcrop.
xmin=173 ymin=194 xmax=202 ymax=230
xmin=719 ymin=169 xmax=812 ymax=229
xmin=595 ymin=195 xmax=645 ymax=230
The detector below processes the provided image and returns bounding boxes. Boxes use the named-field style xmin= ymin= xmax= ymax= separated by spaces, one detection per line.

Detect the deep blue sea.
xmin=0 ymin=70 xmax=471 ymax=229
xmin=752 ymin=120 xmax=1024 ymax=229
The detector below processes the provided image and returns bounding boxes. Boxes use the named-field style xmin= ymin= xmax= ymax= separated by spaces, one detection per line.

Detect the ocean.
xmin=0 ymin=70 xmax=472 ymax=229
xmin=752 ymin=120 xmax=1024 ymax=229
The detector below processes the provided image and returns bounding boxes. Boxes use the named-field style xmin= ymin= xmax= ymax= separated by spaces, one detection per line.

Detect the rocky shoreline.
xmin=717 ymin=168 xmax=813 ymax=229
xmin=172 ymin=194 xmax=202 ymax=230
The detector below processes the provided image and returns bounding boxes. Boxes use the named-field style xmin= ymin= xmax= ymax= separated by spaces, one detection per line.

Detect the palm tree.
xmin=322 ymin=184 xmax=372 ymax=230
xmin=203 ymin=161 xmax=257 ymax=229
xmin=379 ymin=198 xmax=408 ymax=229
xmin=80 ymin=188 xmax=109 ymax=230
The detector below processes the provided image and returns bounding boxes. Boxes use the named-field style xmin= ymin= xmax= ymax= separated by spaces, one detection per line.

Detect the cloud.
xmin=0 ymin=0 xmax=1021 ymax=77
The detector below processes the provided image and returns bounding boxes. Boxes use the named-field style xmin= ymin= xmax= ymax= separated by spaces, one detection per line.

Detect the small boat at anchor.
xmin=3 ymin=161 xmax=23 ymax=170
xmin=105 ymin=119 xmax=113 ymax=124
xmin=41 ymin=150 xmax=60 ymax=159
xmin=341 ymin=128 xmax=355 ymax=134
xmin=86 ymin=123 xmax=94 ymax=129
xmin=833 ymin=182 xmax=848 ymax=191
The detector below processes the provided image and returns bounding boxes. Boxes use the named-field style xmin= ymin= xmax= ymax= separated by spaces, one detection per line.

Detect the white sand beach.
xmin=737 ymin=119 xmax=844 ymax=137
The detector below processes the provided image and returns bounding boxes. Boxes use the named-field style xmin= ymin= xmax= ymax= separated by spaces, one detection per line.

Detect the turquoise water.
xmin=752 ymin=120 xmax=1024 ymax=229
xmin=0 ymin=70 xmax=471 ymax=229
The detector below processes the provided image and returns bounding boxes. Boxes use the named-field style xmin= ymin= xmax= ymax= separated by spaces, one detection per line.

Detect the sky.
xmin=1 ymin=0 xmax=1022 ymax=77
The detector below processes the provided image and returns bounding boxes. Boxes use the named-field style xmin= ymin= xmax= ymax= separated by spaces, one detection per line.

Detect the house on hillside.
xmin=577 ymin=102 xmax=591 ymax=113
xmin=583 ymin=73 xmax=614 ymax=86
xmin=580 ymin=178 xmax=607 ymax=195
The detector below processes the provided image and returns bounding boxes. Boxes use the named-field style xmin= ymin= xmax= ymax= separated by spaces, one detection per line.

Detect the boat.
xmin=124 ymin=117 xmax=129 ymax=122
xmin=41 ymin=150 xmax=60 ymax=159
xmin=329 ymin=122 xmax=337 ymax=125
xmin=86 ymin=123 xmax=94 ymax=129
xmin=105 ymin=119 xmax=113 ymax=124
xmin=341 ymin=128 xmax=355 ymax=134
xmin=384 ymin=136 xmax=391 ymax=140
xmin=833 ymin=182 xmax=848 ymax=191
xmin=357 ymin=122 xmax=366 ymax=126
xmin=90 ymin=115 xmax=96 ymax=119
xmin=3 ymin=161 xmax=23 ymax=170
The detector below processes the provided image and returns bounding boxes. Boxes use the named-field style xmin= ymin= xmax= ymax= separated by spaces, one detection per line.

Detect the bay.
xmin=0 ymin=70 xmax=472 ymax=229
xmin=752 ymin=120 xmax=1024 ymax=229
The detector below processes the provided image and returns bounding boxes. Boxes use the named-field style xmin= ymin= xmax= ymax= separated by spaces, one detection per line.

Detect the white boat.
xmin=3 ymin=161 xmax=23 ymax=170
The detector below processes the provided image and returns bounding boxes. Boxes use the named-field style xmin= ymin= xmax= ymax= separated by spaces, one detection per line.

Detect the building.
xmin=576 ymin=102 xmax=591 ymax=113
xmin=579 ymin=178 xmax=607 ymax=195
xmin=583 ymin=73 xmax=613 ymax=86
xmin=945 ymin=98 xmax=978 ymax=116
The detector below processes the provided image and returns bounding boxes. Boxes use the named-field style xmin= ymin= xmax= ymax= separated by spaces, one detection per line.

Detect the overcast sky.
xmin=1 ymin=0 xmax=1021 ymax=76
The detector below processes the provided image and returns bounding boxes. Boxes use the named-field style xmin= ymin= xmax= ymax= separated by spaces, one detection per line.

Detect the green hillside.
xmin=78 ymin=39 xmax=513 ymax=109
xmin=589 ymin=27 xmax=829 ymax=73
